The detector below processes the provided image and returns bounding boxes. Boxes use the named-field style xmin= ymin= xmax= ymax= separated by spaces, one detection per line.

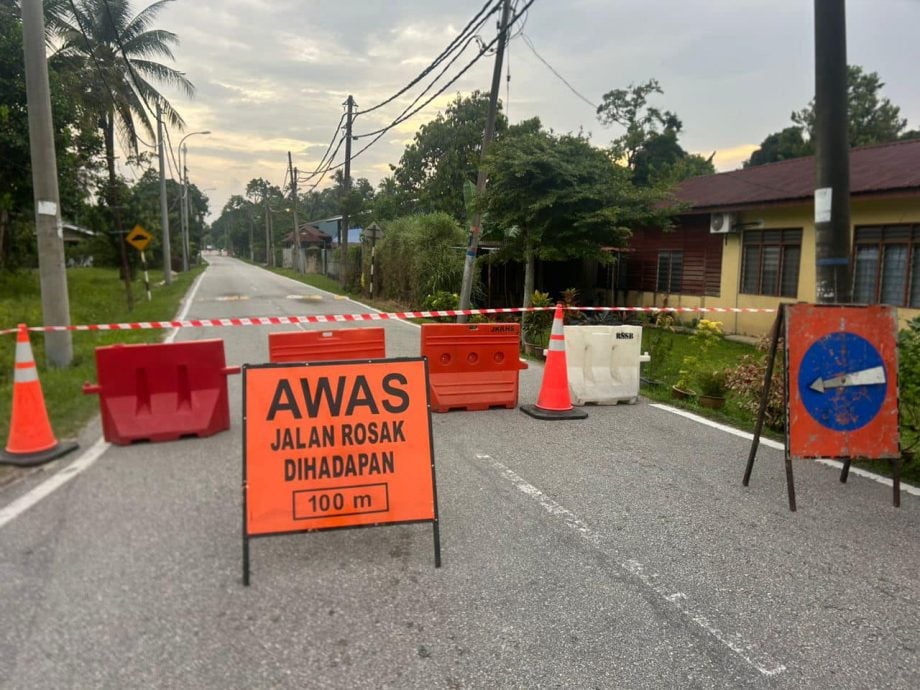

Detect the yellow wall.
xmin=630 ymin=196 xmax=920 ymax=337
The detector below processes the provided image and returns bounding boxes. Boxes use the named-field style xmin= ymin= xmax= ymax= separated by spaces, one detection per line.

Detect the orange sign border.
xmin=241 ymin=357 xmax=440 ymax=583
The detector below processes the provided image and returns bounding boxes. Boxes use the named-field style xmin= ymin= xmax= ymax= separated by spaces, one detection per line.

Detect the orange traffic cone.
xmin=521 ymin=304 xmax=588 ymax=420
xmin=0 ymin=324 xmax=77 ymax=466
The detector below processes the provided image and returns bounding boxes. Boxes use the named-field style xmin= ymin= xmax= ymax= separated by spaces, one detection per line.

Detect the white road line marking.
xmin=478 ymin=453 xmax=786 ymax=677
xmin=650 ymin=404 xmax=920 ymax=497
xmin=1 ymin=268 xmax=206 ymax=530
xmin=0 ymin=437 xmax=110 ymax=530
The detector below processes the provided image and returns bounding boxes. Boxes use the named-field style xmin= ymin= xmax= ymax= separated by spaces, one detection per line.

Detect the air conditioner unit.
xmin=709 ymin=213 xmax=733 ymax=234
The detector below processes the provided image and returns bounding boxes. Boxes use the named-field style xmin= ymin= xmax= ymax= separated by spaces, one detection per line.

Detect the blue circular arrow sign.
xmin=798 ymin=332 xmax=887 ymax=431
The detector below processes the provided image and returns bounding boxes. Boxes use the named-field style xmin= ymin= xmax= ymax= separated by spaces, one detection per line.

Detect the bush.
xmin=696 ymin=368 xmax=728 ymax=397
xmin=523 ymin=290 xmax=554 ymax=347
xmin=375 ymin=213 xmax=467 ymax=308
xmin=676 ymin=319 xmax=724 ymax=392
xmin=644 ymin=313 xmax=675 ymax=382
xmin=422 ymin=291 xmax=459 ymax=322
xmin=724 ymin=348 xmax=785 ymax=431
xmin=898 ymin=316 xmax=920 ymax=452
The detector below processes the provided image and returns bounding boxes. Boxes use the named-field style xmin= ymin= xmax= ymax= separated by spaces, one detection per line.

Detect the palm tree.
xmin=49 ymin=0 xmax=193 ymax=210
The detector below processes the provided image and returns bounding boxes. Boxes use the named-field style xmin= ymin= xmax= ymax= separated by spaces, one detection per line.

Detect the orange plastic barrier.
xmin=83 ymin=339 xmax=239 ymax=445
xmin=421 ymin=323 xmax=528 ymax=413
xmin=268 ymin=327 xmax=386 ymax=363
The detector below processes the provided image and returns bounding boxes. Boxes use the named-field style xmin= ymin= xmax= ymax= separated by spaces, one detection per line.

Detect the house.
xmin=281 ymin=224 xmax=332 ymax=249
xmin=622 ymin=138 xmax=920 ymax=337
xmin=280 ymin=223 xmax=332 ymax=271
xmin=305 ymin=216 xmax=362 ymax=245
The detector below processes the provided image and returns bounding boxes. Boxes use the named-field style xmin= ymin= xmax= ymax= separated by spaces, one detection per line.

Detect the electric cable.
xmin=298 ymin=112 xmax=347 ymax=185
xmin=356 ymin=0 xmax=502 ymax=116
xmin=352 ymin=30 xmax=482 ymax=140
xmin=520 ymin=32 xmax=597 ymax=110
xmin=345 ymin=0 xmax=538 ymax=164
xmin=305 ymin=136 xmax=347 ymax=192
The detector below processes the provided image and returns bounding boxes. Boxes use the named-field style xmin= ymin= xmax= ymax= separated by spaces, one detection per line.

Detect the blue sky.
xmin=138 ymin=0 xmax=920 ymax=219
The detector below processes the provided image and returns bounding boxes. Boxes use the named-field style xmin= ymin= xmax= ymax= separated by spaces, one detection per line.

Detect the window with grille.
xmin=740 ymin=229 xmax=801 ymax=297
xmin=853 ymin=224 xmax=920 ymax=307
xmin=656 ymin=251 xmax=683 ymax=292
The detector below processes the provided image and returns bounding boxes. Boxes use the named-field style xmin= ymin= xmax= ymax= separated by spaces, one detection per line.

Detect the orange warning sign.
xmin=242 ymin=358 xmax=437 ymax=537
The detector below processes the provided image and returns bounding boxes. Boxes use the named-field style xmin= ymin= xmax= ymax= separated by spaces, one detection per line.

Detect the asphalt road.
xmin=1 ymin=255 xmax=918 ymax=689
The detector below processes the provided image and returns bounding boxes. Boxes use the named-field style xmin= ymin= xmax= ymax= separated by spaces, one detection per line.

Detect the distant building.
xmin=306 ymin=216 xmax=362 ymax=245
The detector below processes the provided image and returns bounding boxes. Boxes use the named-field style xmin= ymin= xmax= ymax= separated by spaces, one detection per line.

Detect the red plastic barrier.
xmin=83 ymin=339 xmax=240 ymax=445
xmin=421 ymin=323 xmax=528 ymax=413
xmin=268 ymin=327 xmax=386 ymax=363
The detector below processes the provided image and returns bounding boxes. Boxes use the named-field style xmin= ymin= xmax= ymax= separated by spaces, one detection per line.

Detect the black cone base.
xmin=520 ymin=404 xmax=588 ymax=420
xmin=0 ymin=440 xmax=79 ymax=467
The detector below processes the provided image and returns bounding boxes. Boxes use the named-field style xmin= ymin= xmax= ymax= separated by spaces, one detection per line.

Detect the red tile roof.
xmin=670 ymin=138 xmax=920 ymax=211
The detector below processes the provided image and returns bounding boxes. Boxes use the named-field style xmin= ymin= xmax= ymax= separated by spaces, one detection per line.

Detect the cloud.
xmin=138 ymin=0 xmax=920 ymax=220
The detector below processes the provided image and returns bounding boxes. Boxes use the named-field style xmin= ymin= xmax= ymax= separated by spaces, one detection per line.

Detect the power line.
xmin=163 ymin=126 xmax=181 ymax=180
xmin=298 ymin=111 xmax=347 ymax=185
xmin=304 ymin=135 xmax=347 ymax=193
xmin=356 ymin=0 xmax=502 ymax=116
xmin=352 ymin=0 xmax=529 ymax=142
xmin=352 ymin=31 xmax=481 ymax=140
xmin=347 ymin=0 xmax=538 ymax=164
xmin=520 ymin=33 xmax=597 ymax=110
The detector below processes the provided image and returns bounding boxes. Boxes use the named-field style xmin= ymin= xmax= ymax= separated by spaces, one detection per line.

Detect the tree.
xmin=0 ymin=1 xmax=101 ymax=268
xmin=372 ymin=176 xmax=413 ymax=221
xmin=746 ymin=65 xmax=911 ymax=166
xmin=391 ymin=91 xmax=507 ymax=221
xmin=478 ymin=121 xmax=666 ymax=313
xmin=744 ymin=126 xmax=809 ymax=168
xmin=792 ymin=65 xmax=907 ymax=147
xmin=51 ymin=0 xmax=194 ymax=263
xmin=597 ymin=79 xmax=713 ymax=186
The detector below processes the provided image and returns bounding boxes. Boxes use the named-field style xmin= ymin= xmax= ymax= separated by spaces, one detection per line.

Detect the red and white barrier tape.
xmin=1 ymin=305 xmax=777 ymax=336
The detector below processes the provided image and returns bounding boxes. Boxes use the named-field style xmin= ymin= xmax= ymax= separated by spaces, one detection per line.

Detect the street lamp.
xmin=178 ymin=130 xmax=211 ymax=271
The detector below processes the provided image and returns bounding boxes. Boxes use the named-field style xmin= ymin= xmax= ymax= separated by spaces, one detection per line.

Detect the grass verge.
xmin=0 ymin=266 xmax=204 ymax=482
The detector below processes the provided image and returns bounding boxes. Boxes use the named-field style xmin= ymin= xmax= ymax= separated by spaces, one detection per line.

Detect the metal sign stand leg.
xmin=243 ymin=535 xmax=250 ymax=587
xmin=432 ymin=521 xmax=442 ymax=568
xmin=839 ymin=458 xmax=852 ymax=483
xmin=890 ymin=456 xmax=902 ymax=508
xmin=742 ymin=307 xmax=796 ymax=511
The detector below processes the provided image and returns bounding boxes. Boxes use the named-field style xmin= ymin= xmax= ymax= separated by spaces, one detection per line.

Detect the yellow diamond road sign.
xmin=126 ymin=224 xmax=152 ymax=251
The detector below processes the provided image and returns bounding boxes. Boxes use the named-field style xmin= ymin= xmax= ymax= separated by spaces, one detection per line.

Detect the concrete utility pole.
xmin=341 ymin=95 xmax=355 ymax=289
xmin=181 ymin=146 xmax=189 ymax=271
xmin=264 ymin=199 xmax=272 ymax=266
xmin=157 ymin=102 xmax=171 ymax=285
xmin=813 ymin=0 xmax=852 ymax=303
xmin=248 ymin=211 xmax=254 ymax=262
xmin=288 ymin=152 xmax=301 ymax=272
xmin=457 ymin=0 xmax=513 ymax=322
xmin=21 ymin=0 xmax=73 ymax=366
xmin=178 ymin=130 xmax=210 ymax=272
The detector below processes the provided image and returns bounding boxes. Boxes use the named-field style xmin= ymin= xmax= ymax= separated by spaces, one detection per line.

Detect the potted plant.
xmin=522 ymin=290 xmax=554 ymax=357
xmin=696 ymin=368 xmax=728 ymax=409
xmin=672 ymin=356 xmax=697 ymax=400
